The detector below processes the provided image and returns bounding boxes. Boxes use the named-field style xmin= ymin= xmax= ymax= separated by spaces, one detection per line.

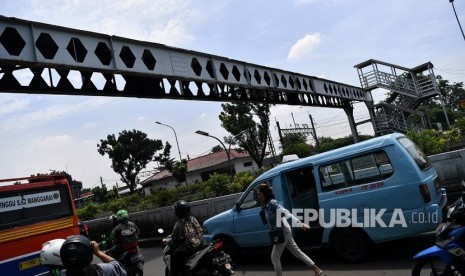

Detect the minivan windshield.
xmin=397 ymin=137 xmax=431 ymax=171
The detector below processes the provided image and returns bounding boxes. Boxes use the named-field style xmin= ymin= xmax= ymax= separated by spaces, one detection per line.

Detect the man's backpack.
xmin=182 ymin=216 xmax=203 ymax=249
xmin=119 ymin=222 xmax=139 ymax=251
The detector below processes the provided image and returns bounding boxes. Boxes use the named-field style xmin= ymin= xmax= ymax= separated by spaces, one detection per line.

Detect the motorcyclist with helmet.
xmin=59 ymin=234 xmax=127 ymax=276
xmin=108 ymin=209 xmax=140 ymax=260
xmin=101 ymin=214 xmax=119 ymax=255
xmin=162 ymin=200 xmax=205 ymax=276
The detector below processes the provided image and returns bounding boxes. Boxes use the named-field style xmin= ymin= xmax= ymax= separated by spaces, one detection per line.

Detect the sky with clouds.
xmin=1 ymin=0 xmax=464 ymax=189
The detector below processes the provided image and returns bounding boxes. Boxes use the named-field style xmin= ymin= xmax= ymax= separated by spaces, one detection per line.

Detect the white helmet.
xmin=40 ymin=239 xmax=66 ymax=266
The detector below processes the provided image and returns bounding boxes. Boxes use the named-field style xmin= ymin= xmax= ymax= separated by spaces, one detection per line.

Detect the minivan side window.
xmin=319 ymin=150 xmax=394 ymax=192
xmin=239 ymin=180 xmax=272 ymax=210
xmin=397 ymin=137 xmax=431 ymax=171
xmin=283 ymin=166 xmax=318 ymax=209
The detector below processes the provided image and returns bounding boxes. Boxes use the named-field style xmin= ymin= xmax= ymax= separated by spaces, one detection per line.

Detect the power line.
xmin=435 ymin=68 xmax=465 ymax=75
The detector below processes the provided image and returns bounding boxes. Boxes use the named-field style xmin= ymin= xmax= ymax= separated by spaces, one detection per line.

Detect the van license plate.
xmin=19 ymin=258 xmax=40 ymax=270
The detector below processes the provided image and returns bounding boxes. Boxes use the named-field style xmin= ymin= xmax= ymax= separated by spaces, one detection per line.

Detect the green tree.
xmin=204 ymin=173 xmax=230 ymax=196
xmin=436 ymin=76 xmax=465 ymax=111
xmin=154 ymin=141 xmax=172 ymax=166
xmin=166 ymin=160 xmax=188 ymax=184
xmin=280 ymin=132 xmax=307 ymax=149
xmin=97 ymin=129 xmax=165 ymax=193
xmin=211 ymin=145 xmax=222 ymax=153
xmin=406 ymin=128 xmax=461 ymax=155
xmin=312 ymin=135 xmax=373 ymax=154
xmin=219 ymin=102 xmax=270 ymax=168
xmin=107 ymin=185 xmax=119 ymax=200
xmin=92 ymin=185 xmax=108 ymax=203
xmin=30 ymin=170 xmax=82 ymax=189
xmin=453 ymin=117 xmax=465 ymax=132
xmin=280 ymin=132 xmax=312 ymax=157
xmin=282 ymin=143 xmax=312 ymax=158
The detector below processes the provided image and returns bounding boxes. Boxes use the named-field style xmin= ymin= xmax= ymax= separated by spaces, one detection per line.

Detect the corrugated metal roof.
xmin=187 ymin=149 xmax=249 ymax=171
xmin=141 ymin=149 xmax=250 ymax=184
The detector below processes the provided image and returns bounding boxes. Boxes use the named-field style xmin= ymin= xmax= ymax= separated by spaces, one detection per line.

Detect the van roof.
xmin=255 ymin=133 xmax=404 ymax=182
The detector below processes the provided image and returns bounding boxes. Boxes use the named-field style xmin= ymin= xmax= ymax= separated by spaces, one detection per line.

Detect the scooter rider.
xmin=101 ymin=215 xmax=119 ymax=254
xmin=108 ymin=209 xmax=140 ymax=259
xmin=163 ymin=200 xmax=205 ymax=276
xmin=60 ymin=234 xmax=127 ymax=276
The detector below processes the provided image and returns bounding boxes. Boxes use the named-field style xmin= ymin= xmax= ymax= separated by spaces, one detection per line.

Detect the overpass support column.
xmin=343 ymin=102 xmax=360 ymax=143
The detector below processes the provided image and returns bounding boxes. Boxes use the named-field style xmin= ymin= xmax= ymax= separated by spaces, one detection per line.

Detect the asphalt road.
xmin=138 ymin=231 xmax=436 ymax=276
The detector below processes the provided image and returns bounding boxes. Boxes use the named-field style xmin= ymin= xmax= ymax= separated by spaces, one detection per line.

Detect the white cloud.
xmin=15 ymin=0 xmax=195 ymax=47
xmin=0 ymin=96 xmax=31 ymax=117
xmin=148 ymin=18 xmax=194 ymax=46
xmin=287 ymin=33 xmax=322 ymax=60
xmin=33 ymin=134 xmax=74 ymax=148
xmin=294 ymin=0 xmax=317 ymax=6
xmin=0 ymin=97 xmax=113 ymax=131
xmin=82 ymin=122 xmax=102 ymax=130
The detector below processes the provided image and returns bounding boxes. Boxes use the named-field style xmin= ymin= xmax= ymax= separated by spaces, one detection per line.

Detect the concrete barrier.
xmin=429 ymin=148 xmax=465 ymax=200
xmin=86 ymin=192 xmax=242 ymax=241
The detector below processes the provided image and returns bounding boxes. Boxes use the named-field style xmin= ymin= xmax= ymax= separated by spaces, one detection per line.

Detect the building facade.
xmin=141 ymin=149 xmax=259 ymax=195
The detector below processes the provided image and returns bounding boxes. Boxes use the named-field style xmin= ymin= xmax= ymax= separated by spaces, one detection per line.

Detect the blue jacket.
xmin=261 ymin=199 xmax=302 ymax=231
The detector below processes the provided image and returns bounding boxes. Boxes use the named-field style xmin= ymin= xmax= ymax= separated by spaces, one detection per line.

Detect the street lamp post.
xmin=155 ymin=121 xmax=182 ymax=162
xmin=449 ymin=0 xmax=465 ymax=41
xmin=195 ymin=130 xmax=232 ymax=178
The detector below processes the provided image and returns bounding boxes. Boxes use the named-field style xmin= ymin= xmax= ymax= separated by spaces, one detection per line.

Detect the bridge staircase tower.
xmin=354 ymin=59 xmax=448 ymax=135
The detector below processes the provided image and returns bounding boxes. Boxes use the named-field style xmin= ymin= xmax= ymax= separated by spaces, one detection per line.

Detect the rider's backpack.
xmin=119 ymin=223 xmax=139 ymax=250
xmin=183 ymin=216 xmax=203 ymax=250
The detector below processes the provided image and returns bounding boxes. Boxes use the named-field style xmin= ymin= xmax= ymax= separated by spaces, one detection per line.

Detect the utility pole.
xmin=309 ymin=114 xmax=320 ymax=146
xmin=291 ymin=113 xmax=297 ymax=128
xmin=276 ymin=121 xmax=284 ymax=145
xmin=267 ymin=130 xmax=278 ymax=164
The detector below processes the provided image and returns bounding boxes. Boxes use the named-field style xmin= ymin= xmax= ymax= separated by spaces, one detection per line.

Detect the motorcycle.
xmin=117 ymin=248 xmax=144 ymax=276
xmin=160 ymin=229 xmax=234 ymax=276
xmin=412 ymin=181 xmax=465 ymax=275
xmin=99 ymin=234 xmax=144 ymax=276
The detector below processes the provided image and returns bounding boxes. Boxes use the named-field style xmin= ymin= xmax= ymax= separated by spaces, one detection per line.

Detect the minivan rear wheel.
xmin=331 ymin=228 xmax=372 ymax=263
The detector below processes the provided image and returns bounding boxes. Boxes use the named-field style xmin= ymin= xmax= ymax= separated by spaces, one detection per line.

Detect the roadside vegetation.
xmin=77 ymin=169 xmax=267 ymax=220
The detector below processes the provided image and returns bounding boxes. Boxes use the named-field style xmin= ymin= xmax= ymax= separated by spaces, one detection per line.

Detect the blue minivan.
xmin=203 ymin=133 xmax=447 ymax=262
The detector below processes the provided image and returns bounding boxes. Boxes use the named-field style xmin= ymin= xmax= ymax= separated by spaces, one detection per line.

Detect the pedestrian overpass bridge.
xmin=0 ymin=16 xmax=441 ymax=140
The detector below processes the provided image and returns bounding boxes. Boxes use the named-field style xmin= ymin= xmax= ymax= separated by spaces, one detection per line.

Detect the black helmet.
xmin=173 ymin=200 xmax=191 ymax=218
xmin=60 ymin=235 xmax=93 ymax=268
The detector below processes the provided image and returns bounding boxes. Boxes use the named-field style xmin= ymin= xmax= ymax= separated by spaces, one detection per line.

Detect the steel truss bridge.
xmin=3 ymin=16 xmax=437 ymax=142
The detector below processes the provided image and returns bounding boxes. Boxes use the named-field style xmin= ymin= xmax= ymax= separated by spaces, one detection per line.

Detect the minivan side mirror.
xmin=235 ymin=202 xmax=241 ymax=212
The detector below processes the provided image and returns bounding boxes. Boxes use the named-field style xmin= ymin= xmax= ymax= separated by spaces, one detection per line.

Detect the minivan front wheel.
xmin=331 ymin=228 xmax=372 ymax=262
